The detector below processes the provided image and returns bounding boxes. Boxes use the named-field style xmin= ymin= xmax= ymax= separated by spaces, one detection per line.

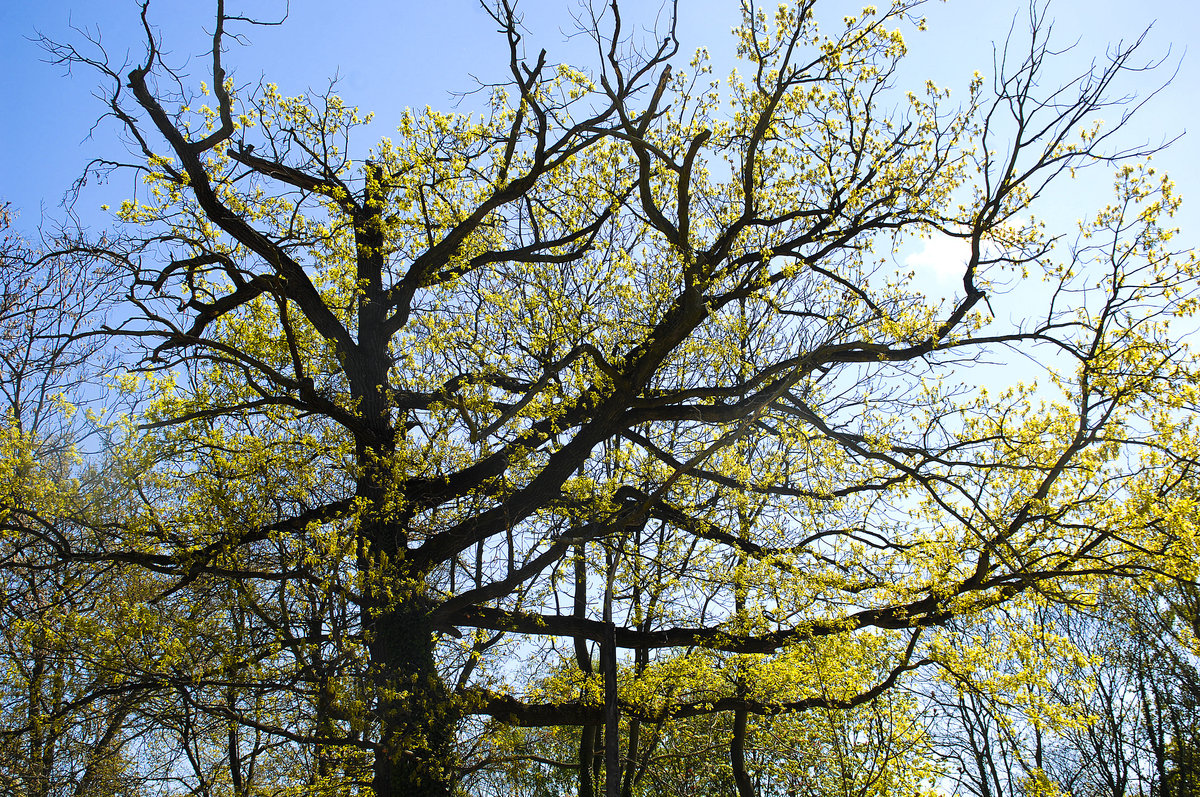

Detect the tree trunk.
xmin=731 ymin=709 xmax=754 ymax=797
xmin=579 ymin=725 xmax=598 ymax=797
xmin=368 ymin=587 xmax=457 ymax=797
xmin=357 ymin=467 xmax=457 ymax=795
xmin=349 ymin=227 xmax=460 ymax=795
xmin=354 ymin=390 xmax=458 ymax=794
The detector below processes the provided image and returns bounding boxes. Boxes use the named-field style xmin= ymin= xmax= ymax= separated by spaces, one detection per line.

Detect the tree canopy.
xmin=2 ymin=1 xmax=1198 ymax=796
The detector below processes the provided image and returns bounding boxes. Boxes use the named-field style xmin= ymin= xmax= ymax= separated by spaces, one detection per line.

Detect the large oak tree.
xmin=7 ymin=1 xmax=1198 ymax=795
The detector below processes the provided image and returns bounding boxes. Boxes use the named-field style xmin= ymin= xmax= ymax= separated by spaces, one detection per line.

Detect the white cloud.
xmin=905 ymin=232 xmax=971 ymax=282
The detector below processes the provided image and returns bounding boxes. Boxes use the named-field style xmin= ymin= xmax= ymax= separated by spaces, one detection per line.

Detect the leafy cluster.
xmin=3 ymin=1 xmax=1198 ymax=796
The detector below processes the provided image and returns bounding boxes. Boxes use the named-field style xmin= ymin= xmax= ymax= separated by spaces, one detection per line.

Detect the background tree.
xmin=927 ymin=578 xmax=1200 ymax=797
xmin=0 ymin=207 xmax=144 ymax=797
xmin=18 ymin=0 xmax=1199 ymax=795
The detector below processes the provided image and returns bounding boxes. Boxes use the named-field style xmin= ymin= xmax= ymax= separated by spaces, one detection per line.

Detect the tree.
xmin=1125 ymin=582 xmax=1200 ymax=797
xmin=24 ymin=0 xmax=1199 ymax=794
xmin=0 ymin=207 xmax=144 ymax=797
xmin=466 ymin=685 xmax=936 ymax=797
xmin=924 ymin=578 xmax=1200 ymax=797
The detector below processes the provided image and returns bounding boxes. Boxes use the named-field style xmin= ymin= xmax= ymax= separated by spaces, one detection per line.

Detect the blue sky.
xmin=1 ymin=0 xmax=1196 ymax=251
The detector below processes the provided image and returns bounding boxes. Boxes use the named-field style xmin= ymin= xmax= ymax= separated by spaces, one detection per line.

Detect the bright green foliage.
xmin=10 ymin=1 xmax=1200 ymax=796
xmin=926 ymin=579 xmax=1200 ymax=797
xmin=0 ymin=211 xmax=148 ymax=797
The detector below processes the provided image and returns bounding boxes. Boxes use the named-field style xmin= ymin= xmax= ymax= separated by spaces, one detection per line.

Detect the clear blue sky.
xmin=1 ymin=0 xmax=1197 ymax=247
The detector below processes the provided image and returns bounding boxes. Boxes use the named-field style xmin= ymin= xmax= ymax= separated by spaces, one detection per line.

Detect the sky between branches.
xmin=1 ymin=0 xmax=1196 ymax=277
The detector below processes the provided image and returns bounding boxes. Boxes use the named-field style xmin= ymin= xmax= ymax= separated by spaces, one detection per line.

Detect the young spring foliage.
xmin=14 ymin=1 xmax=1199 ymax=795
